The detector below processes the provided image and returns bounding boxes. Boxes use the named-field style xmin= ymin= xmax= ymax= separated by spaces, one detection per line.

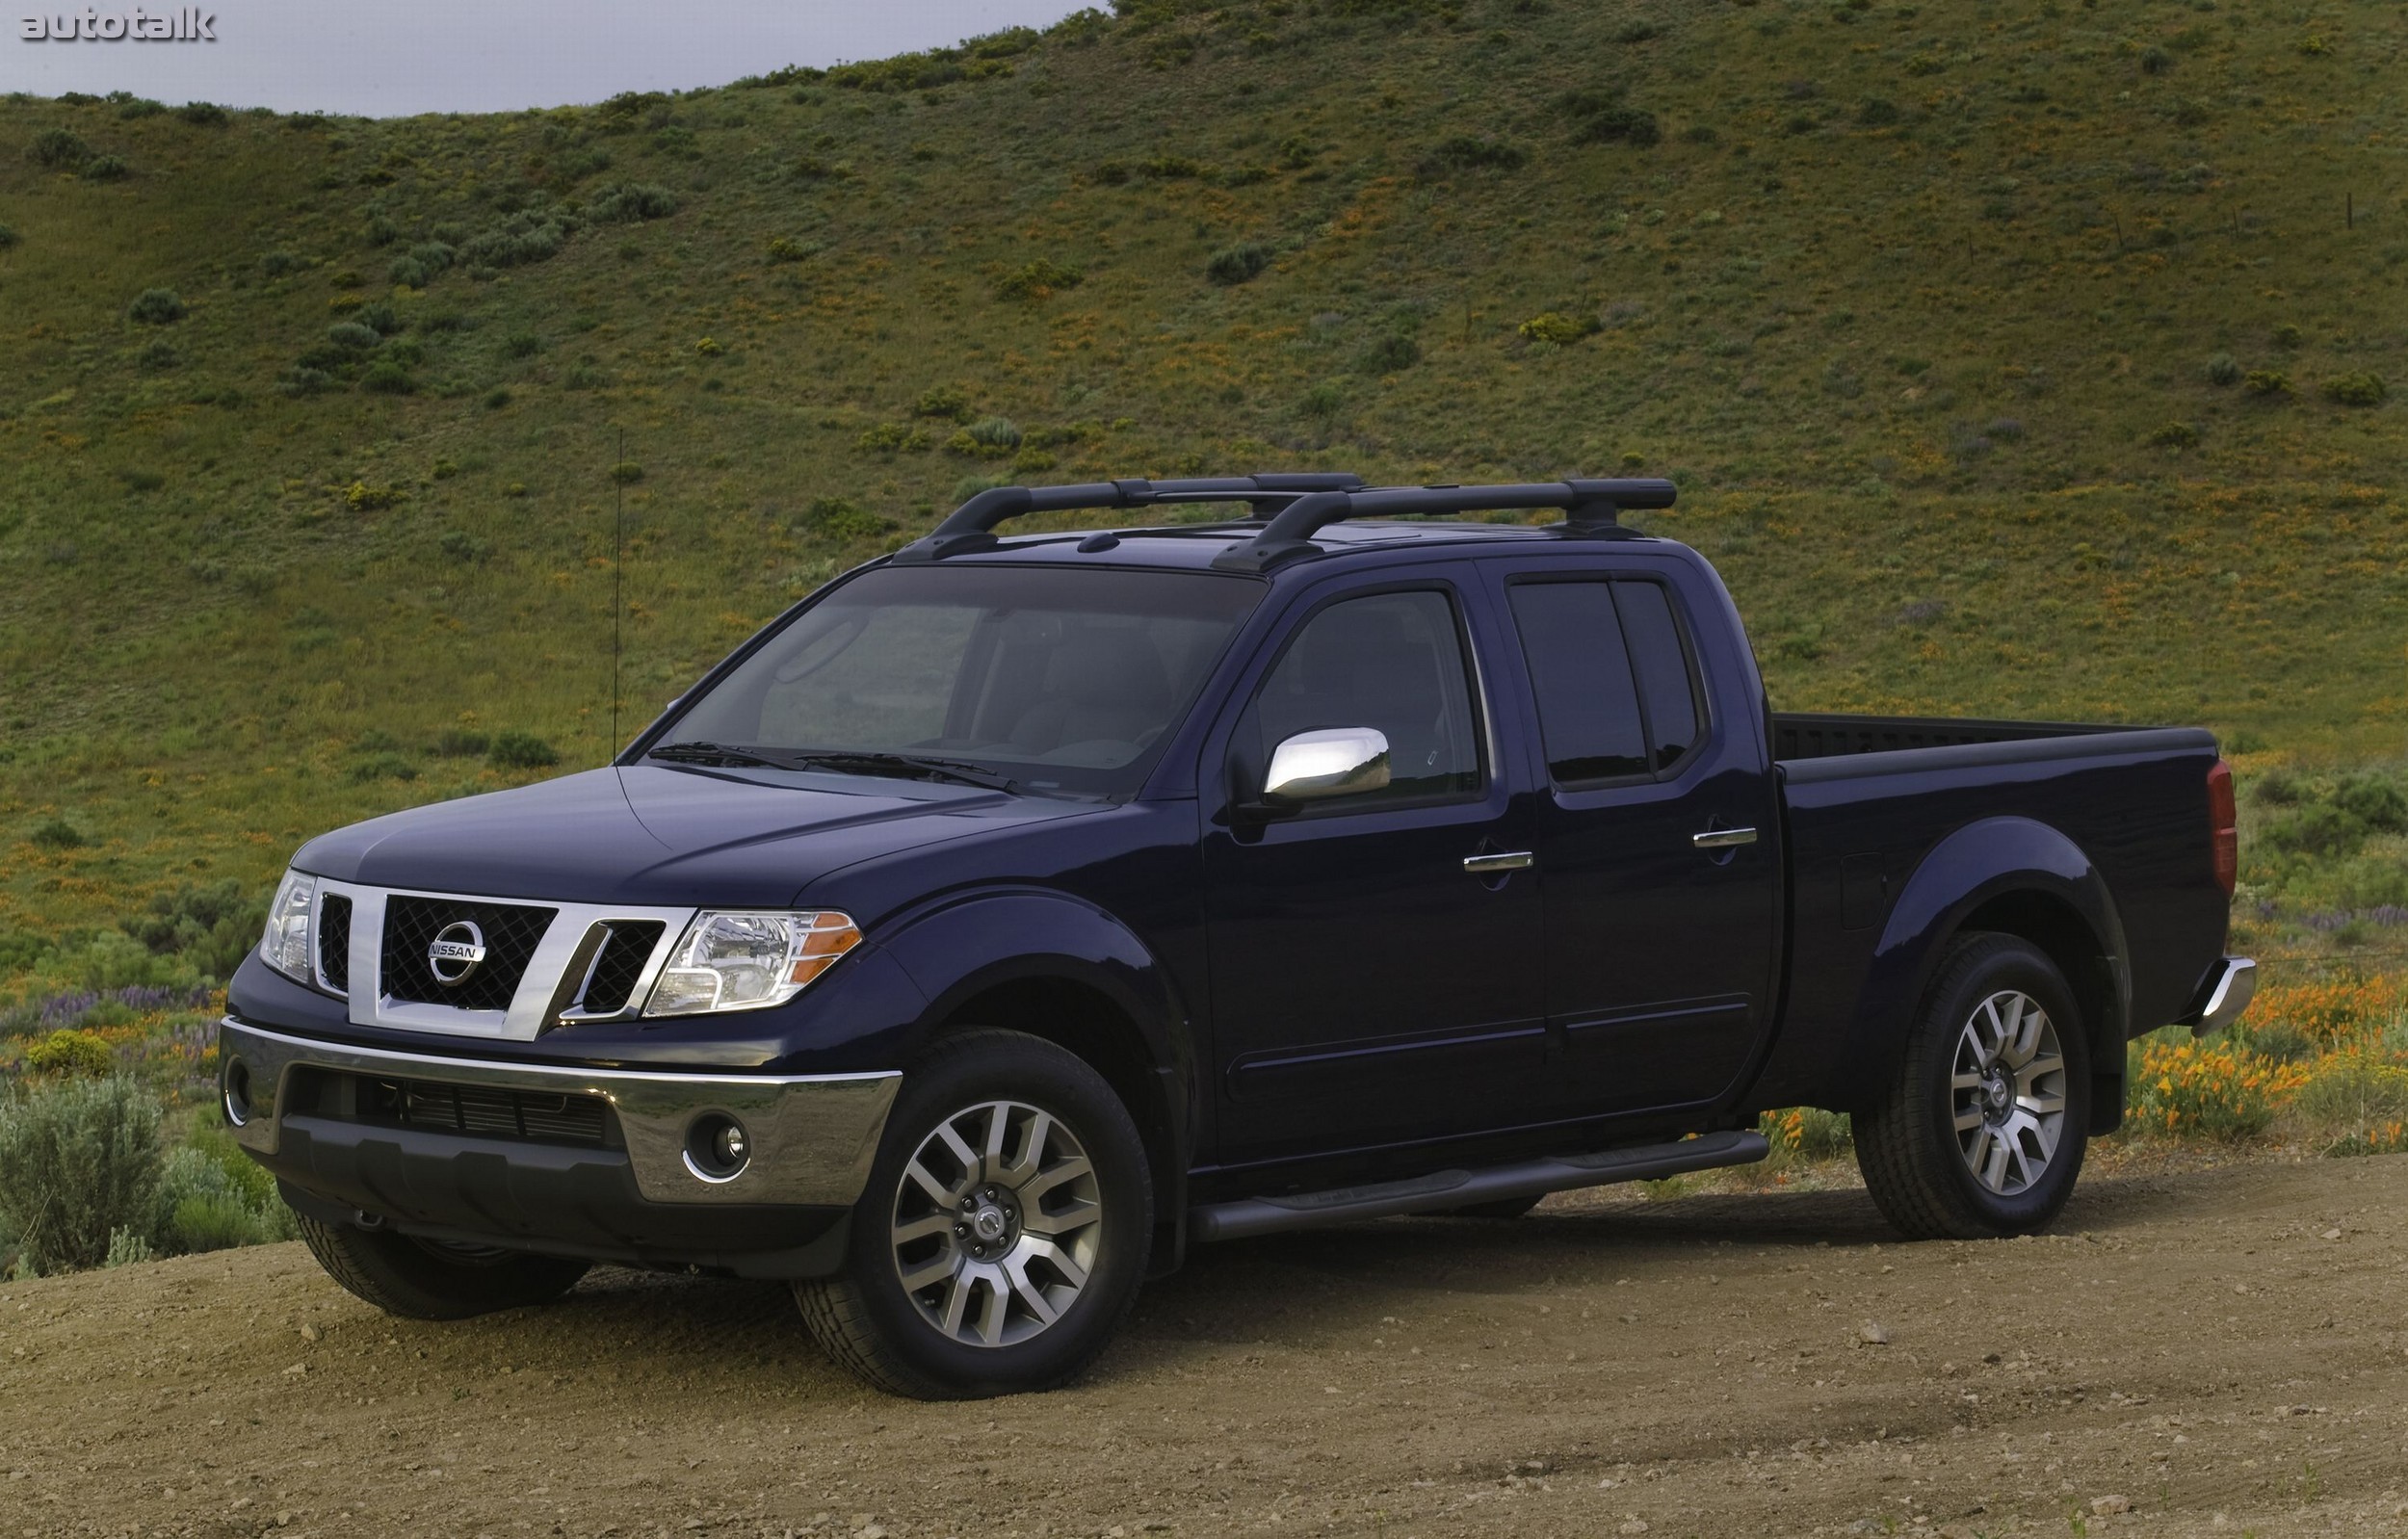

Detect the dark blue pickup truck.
xmin=221 ymin=474 xmax=2254 ymax=1398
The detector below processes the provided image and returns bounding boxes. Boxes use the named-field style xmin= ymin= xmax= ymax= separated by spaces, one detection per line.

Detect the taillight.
xmin=2207 ymin=759 xmax=2238 ymax=895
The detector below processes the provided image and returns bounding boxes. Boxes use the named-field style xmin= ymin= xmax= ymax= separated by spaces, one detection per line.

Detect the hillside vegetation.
xmin=1 ymin=0 xmax=2404 ymax=963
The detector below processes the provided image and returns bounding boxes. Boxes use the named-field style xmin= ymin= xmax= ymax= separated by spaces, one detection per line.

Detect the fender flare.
xmin=872 ymin=887 xmax=1197 ymax=1228
xmin=1846 ymin=817 xmax=2130 ymax=1114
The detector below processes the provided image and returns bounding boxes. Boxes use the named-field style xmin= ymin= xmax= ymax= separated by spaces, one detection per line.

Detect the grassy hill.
xmin=2 ymin=0 xmax=2405 ymax=959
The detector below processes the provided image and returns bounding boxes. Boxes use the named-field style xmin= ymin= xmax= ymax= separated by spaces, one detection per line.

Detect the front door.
xmin=1487 ymin=561 xmax=1783 ymax=1115
xmin=1202 ymin=576 xmax=1544 ymax=1164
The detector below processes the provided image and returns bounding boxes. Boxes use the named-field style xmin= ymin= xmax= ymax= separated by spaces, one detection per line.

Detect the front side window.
xmin=667 ymin=565 xmax=1263 ymax=796
xmin=1247 ymin=588 xmax=1482 ymax=806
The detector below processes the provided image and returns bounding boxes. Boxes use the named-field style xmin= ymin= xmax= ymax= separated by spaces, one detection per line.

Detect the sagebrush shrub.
xmin=1206 ymin=242 xmax=1271 ymax=286
xmin=433 ymin=729 xmax=490 ymax=757
xmin=1357 ymin=332 xmax=1421 ymax=373
xmin=259 ymin=249 xmax=298 ymax=277
xmin=995 ymin=259 xmax=1083 ymax=300
xmin=459 ymin=208 xmax=575 ymax=269
xmin=126 ymin=878 xmax=259 ymax=980
xmin=589 ymin=181 xmax=677 ymax=222
xmin=1518 ymin=311 xmax=1594 ymax=345
xmin=2147 ymin=421 xmax=2199 ymax=448
xmin=1857 ymin=97 xmax=1901 ymax=126
xmin=29 ymin=126 xmax=91 ymax=168
xmin=912 ymin=384 xmax=971 ymax=420
xmin=2322 ymin=373 xmax=2386 ymax=406
xmin=0 ymin=222 xmax=17 ymax=249
xmin=275 ymin=366 xmax=331 ymax=398
xmin=177 ymin=101 xmax=228 ymax=126
xmin=83 ymin=154 xmax=131 ymax=181
xmin=360 ymin=360 xmax=414 ymax=394
xmin=137 ymin=337 xmax=178 ymax=370
xmin=1419 ymin=135 xmax=1526 ymax=174
xmin=29 ymin=817 xmax=86 ymax=848
xmin=857 ymin=422 xmax=929 ymax=453
xmin=126 ymin=287 xmax=186 ymax=325
xmin=2242 ymin=369 xmax=2290 ymax=397
xmin=2206 ymin=352 xmax=2240 ymax=385
xmin=326 ymin=320 xmax=380 ymax=351
xmin=487 ymin=730 xmax=559 ymax=770
xmin=802 ymin=497 xmax=893 ymax=541
xmin=0 ymin=1076 xmax=162 ymax=1276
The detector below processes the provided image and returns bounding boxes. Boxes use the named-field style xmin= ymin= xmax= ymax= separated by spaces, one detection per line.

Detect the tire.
xmin=1440 ymin=1195 xmax=1543 ymax=1219
xmin=1856 ymin=931 xmax=2091 ymax=1240
xmin=295 ymin=1214 xmax=590 ymax=1320
xmin=795 ymin=1029 xmax=1153 ymax=1399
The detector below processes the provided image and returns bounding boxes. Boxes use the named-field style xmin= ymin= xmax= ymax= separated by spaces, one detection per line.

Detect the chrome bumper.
xmin=217 ymin=1017 xmax=900 ymax=1207
xmin=2185 ymin=956 xmax=2257 ymax=1036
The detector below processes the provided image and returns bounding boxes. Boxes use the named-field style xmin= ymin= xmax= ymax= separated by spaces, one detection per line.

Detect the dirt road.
xmin=6 ymin=1152 xmax=2407 ymax=1539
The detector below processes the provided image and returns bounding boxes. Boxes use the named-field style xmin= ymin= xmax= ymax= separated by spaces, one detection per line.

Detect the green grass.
xmin=2 ymin=0 xmax=2406 ymax=946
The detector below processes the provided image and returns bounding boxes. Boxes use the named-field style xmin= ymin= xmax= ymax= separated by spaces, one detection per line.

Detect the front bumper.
xmin=218 ymin=1017 xmax=900 ymax=1273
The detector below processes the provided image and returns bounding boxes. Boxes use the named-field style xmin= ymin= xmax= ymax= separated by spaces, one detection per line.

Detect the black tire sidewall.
xmin=840 ymin=1033 xmax=1153 ymax=1396
xmin=1914 ymin=937 xmax=2091 ymax=1233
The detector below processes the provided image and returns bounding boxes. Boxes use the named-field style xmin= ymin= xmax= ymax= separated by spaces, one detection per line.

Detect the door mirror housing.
xmin=1261 ymin=727 xmax=1391 ymax=807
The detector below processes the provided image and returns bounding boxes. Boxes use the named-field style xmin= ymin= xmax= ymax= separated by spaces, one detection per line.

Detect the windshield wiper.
xmin=646 ymin=741 xmax=788 ymax=769
xmin=788 ymin=751 xmax=1018 ymax=793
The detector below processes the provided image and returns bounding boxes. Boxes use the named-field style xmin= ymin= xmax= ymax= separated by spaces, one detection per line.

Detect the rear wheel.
xmin=795 ymin=1030 xmax=1152 ymax=1399
xmin=1855 ymin=932 xmax=2090 ymax=1240
xmin=296 ymin=1215 xmax=590 ymax=1319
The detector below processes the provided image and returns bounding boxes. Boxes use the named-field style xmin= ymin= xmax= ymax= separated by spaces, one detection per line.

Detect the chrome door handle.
xmin=1690 ymin=827 xmax=1759 ymax=850
xmin=1462 ymin=850 xmax=1534 ymax=874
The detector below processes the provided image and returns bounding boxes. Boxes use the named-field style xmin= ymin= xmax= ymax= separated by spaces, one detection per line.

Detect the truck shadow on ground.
xmin=457 ymin=1171 xmax=2185 ymax=1401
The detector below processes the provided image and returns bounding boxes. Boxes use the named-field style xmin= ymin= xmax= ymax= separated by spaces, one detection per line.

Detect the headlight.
xmin=641 ymin=910 xmax=860 ymax=1017
xmin=259 ymin=869 xmax=318 ymax=983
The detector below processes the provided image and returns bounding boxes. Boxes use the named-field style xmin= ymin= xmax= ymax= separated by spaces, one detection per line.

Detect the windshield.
xmin=661 ymin=564 xmax=1265 ymax=796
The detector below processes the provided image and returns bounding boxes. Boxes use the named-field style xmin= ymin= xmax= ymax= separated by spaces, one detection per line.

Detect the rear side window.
xmin=1613 ymin=581 xmax=1703 ymax=770
xmin=1505 ymin=577 xmax=1706 ymax=785
xmin=1506 ymin=583 xmax=1650 ymax=783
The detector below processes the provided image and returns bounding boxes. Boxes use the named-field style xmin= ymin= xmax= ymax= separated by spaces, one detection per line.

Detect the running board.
xmin=1187 ymin=1130 xmax=1770 ymax=1243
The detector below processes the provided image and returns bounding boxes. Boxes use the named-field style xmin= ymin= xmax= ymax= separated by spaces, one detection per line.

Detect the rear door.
xmin=1199 ymin=568 xmax=1546 ymax=1164
xmin=1484 ymin=557 xmax=1782 ymax=1115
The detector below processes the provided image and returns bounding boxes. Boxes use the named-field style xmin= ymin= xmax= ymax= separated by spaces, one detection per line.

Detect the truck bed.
xmin=1770 ymin=712 xmax=2118 ymax=763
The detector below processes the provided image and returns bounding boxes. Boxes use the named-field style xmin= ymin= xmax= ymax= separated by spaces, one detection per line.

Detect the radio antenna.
xmin=611 ymin=428 xmax=625 ymax=760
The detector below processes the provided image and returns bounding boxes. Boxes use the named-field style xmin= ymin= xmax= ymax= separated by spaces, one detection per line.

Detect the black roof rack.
xmin=884 ymin=473 xmax=1679 ymax=570
xmin=889 ymin=473 xmax=1367 ymax=563
xmin=1210 ymin=477 xmax=1676 ymax=572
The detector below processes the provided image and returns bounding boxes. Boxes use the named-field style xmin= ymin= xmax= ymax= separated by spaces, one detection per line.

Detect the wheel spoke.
xmin=1019 ymin=1154 xmax=1091 ymax=1204
xmin=1004 ymin=1257 xmax=1060 ymax=1326
xmin=1952 ymin=1106 xmax=1986 ymax=1134
xmin=1980 ymin=1130 xmax=2013 ymax=1192
xmin=892 ymin=1212 xmax=955 ymax=1245
xmin=1003 ymin=1109 xmax=1053 ymax=1186
xmin=1023 ymin=1196 xmax=1101 ymax=1238
xmin=1021 ymin=1235 xmax=1089 ymax=1290
xmin=899 ymin=1252 xmax=957 ymax=1293
xmin=934 ymin=1118 xmax=982 ymax=1178
xmin=974 ymin=1276 xmax=1008 ymax=1345
xmin=1950 ymin=1070 xmax=1984 ymax=1092
xmin=937 ymin=1273 xmax=971 ymax=1337
xmin=903 ymin=1158 xmax=958 ymax=1208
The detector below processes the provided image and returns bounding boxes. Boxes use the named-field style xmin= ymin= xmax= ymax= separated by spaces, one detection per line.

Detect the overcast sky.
xmin=2 ymin=1 xmax=1094 ymax=116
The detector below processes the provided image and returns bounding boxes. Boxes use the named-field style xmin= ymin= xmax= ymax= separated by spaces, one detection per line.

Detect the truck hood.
xmin=292 ymin=766 xmax=1099 ymax=907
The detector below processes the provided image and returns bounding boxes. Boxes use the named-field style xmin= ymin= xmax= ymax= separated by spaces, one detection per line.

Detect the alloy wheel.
xmin=1950 ymin=989 xmax=2069 ymax=1196
xmin=888 ymin=1099 xmax=1104 ymax=1348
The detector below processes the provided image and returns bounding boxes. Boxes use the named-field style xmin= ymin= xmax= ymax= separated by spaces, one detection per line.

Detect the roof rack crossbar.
xmin=1208 ymin=477 xmax=1677 ymax=572
xmin=890 ymin=472 xmax=1367 ymax=562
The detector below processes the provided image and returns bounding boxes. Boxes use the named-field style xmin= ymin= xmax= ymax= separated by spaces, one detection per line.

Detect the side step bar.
xmin=1188 ymin=1129 xmax=1770 ymax=1243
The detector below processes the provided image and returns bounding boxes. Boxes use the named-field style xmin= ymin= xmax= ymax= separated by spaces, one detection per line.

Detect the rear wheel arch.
xmin=1955 ymin=890 xmax=2128 ymax=1134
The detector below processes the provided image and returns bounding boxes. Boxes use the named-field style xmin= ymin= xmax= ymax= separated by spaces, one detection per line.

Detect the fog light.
xmin=223 ymin=1057 xmax=252 ymax=1128
xmin=683 ymin=1112 xmax=749 ymax=1183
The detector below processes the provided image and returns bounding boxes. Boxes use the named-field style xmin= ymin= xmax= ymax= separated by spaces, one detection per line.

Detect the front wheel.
xmin=1855 ymin=932 xmax=2090 ymax=1240
xmin=795 ymin=1030 xmax=1153 ymax=1399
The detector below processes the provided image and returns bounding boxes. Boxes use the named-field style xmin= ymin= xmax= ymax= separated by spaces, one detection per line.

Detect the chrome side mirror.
xmin=1262 ymin=727 xmax=1390 ymax=806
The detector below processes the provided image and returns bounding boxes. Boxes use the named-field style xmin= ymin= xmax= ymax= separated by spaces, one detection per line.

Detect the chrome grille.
xmin=317 ymin=894 xmax=353 ymax=993
xmin=380 ymin=898 xmax=557 ymax=1011
xmin=578 ymin=921 xmax=666 ymax=1015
